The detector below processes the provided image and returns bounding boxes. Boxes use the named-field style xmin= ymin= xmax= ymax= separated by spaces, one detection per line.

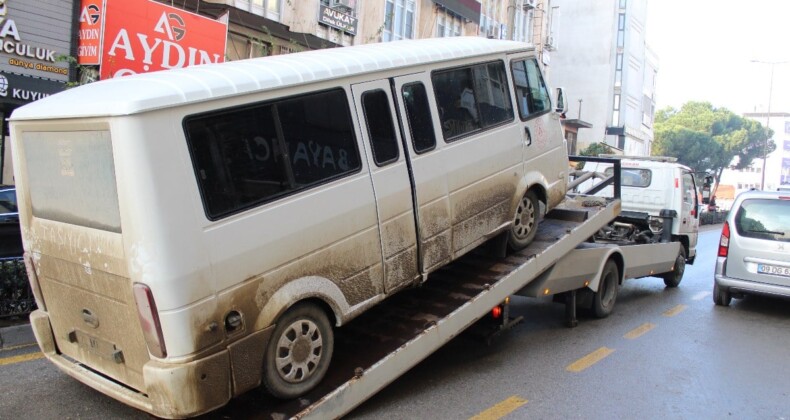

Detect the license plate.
xmin=757 ymin=264 xmax=790 ymax=278
xmin=74 ymin=330 xmax=124 ymax=363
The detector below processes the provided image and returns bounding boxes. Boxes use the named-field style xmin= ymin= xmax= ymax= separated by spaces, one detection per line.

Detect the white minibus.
xmin=11 ymin=37 xmax=568 ymax=418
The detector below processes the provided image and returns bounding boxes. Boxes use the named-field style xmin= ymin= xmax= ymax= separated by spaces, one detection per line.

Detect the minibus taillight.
xmin=132 ymin=283 xmax=167 ymax=358
xmin=718 ymin=221 xmax=730 ymax=258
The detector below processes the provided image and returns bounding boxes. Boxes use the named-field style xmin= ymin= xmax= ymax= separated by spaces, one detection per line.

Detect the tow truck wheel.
xmin=662 ymin=247 xmax=686 ymax=288
xmin=592 ymin=260 xmax=619 ymax=318
xmin=713 ymin=282 xmax=732 ymax=306
xmin=508 ymin=190 xmax=540 ymax=251
xmin=262 ymin=302 xmax=334 ymax=399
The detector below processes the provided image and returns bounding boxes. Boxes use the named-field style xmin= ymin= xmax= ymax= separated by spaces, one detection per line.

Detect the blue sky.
xmin=646 ymin=0 xmax=790 ymax=115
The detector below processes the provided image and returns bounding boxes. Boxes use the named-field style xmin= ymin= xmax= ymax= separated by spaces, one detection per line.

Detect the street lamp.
xmin=751 ymin=59 xmax=788 ymax=190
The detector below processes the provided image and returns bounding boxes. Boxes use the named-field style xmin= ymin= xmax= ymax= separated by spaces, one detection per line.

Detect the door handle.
xmin=524 ymin=126 xmax=532 ymax=146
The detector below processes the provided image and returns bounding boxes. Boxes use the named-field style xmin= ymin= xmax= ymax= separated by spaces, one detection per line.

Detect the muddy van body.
xmin=11 ymin=37 xmax=568 ymax=418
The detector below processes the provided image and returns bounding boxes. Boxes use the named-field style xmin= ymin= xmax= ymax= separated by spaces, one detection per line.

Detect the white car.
xmin=714 ymin=190 xmax=790 ymax=305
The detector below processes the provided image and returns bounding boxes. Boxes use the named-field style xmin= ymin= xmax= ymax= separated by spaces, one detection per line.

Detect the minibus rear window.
xmin=184 ymin=88 xmax=361 ymax=220
xmin=605 ymin=167 xmax=651 ymax=188
xmin=22 ymin=130 xmax=122 ymax=233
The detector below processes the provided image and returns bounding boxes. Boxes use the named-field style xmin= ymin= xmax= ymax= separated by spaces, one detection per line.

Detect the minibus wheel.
xmin=262 ymin=302 xmax=334 ymax=399
xmin=508 ymin=190 xmax=539 ymax=251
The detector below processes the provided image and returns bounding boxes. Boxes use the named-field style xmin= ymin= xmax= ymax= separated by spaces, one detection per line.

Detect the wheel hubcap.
xmin=514 ymin=197 xmax=535 ymax=239
xmin=275 ymin=319 xmax=323 ymax=383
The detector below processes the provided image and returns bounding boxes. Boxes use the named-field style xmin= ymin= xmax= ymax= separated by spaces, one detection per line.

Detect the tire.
xmin=508 ymin=190 xmax=540 ymax=251
xmin=592 ymin=260 xmax=619 ymax=318
xmin=262 ymin=302 xmax=334 ymax=399
xmin=713 ymin=282 xmax=732 ymax=306
xmin=662 ymin=246 xmax=686 ymax=288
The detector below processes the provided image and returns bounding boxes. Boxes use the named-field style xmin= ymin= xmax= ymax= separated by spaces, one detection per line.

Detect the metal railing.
xmin=0 ymin=257 xmax=35 ymax=318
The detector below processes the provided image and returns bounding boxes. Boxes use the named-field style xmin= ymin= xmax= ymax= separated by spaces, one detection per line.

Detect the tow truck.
xmin=227 ymin=156 xmax=691 ymax=419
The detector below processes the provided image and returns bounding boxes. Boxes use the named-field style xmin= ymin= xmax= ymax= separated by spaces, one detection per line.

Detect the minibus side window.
xmin=402 ymin=82 xmax=437 ymax=153
xmin=432 ymin=61 xmax=513 ymax=141
xmin=184 ymin=89 xmax=361 ymax=220
xmin=511 ymin=58 xmax=551 ymax=119
xmin=362 ymin=89 xmax=399 ymax=166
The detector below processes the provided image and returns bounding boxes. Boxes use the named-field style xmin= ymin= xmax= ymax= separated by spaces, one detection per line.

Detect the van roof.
xmin=11 ymin=37 xmax=531 ymax=121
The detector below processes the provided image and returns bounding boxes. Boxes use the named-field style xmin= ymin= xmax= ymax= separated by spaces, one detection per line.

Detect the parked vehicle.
xmin=0 ymin=185 xmax=22 ymax=258
xmin=10 ymin=37 xmax=569 ymax=418
xmin=714 ymin=190 xmax=790 ymax=306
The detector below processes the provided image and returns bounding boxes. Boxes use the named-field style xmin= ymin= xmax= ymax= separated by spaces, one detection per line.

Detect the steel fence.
xmin=0 ymin=257 xmax=36 ymax=318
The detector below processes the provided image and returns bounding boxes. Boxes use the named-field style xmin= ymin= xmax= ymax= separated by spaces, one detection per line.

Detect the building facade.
xmin=547 ymin=0 xmax=656 ymax=156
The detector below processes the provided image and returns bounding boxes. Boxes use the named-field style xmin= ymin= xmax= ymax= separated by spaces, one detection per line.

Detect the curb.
xmin=0 ymin=323 xmax=35 ymax=349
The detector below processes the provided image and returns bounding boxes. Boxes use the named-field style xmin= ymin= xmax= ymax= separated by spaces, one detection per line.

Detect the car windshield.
xmin=734 ymin=198 xmax=790 ymax=242
xmin=0 ymin=189 xmax=17 ymax=214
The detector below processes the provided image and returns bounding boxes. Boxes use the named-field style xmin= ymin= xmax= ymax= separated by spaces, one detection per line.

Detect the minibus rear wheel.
xmin=508 ymin=190 xmax=540 ymax=251
xmin=262 ymin=302 xmax=334 ymax=399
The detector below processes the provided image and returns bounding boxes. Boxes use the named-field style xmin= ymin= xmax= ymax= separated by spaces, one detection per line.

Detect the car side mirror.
xmin=555 ymin=87 xmax=567 ymax=115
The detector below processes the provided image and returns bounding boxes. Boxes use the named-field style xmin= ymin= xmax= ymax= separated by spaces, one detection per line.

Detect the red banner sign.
xmin=78 ymin=0 xmax=105 ymax=65
xmin=100 ymin=0 xmax=227 ymax=79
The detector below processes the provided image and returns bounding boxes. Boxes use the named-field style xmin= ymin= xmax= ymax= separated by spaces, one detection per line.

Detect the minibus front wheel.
xmin=262 ymin=302 xmax=334 ymax=399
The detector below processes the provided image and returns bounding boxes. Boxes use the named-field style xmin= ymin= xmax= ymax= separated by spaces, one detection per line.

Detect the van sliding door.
xmin=391 ymin=74 xmax=453 ymax=275
xmin=351 ymin=81 xmax=420 ymax=293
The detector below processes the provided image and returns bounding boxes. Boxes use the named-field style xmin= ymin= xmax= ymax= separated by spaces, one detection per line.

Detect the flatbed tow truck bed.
xmin=219 ymin=195 xmax=620 ymax=419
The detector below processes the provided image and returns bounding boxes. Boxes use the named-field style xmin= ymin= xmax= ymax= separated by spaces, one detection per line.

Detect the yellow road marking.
xmin=0 ymin=343 xmax=37 ymax=352
xmin=566 ymin=347 xmax=614 ymax=373
xmin=624 ymin=322 xmax=656 ymax=340
xmin=663 ymin=304 xmax=687 ymax=317
xmin=470 ymin=396 xmax=528 ymax=420
xmin=0 ymin=351 xmax=44 ymax=366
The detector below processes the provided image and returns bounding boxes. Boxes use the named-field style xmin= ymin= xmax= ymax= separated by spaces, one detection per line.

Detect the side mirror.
xmin=555 ymin=87 xmax=567 ymax=115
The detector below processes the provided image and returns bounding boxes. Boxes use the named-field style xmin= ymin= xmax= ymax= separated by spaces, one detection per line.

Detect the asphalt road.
xmin=2 ymin=226 xmax=789 ymax=419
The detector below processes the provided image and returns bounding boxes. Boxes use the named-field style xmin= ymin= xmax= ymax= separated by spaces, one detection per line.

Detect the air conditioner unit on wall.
xmin=524 ymin=0 xmax=537 ymax=9
xmin=545 ymin=35 xmax=555 ymax=50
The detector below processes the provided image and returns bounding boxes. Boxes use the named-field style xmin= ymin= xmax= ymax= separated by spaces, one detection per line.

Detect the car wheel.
xmin=592 ymin=260 xmax=620 ymax=318
xmin=262 ymin=302 xmax=334 ymax=399
xmin=508 ymin=190 xmax=540 ymax=252
xmin=662 ymin=246 xmax=686 ymax=288
xmin=713 ymin=282 xmax=732 ymax=307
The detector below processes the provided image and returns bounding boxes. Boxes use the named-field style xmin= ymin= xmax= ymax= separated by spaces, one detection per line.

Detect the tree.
xmin=652 ymin=101 xmax=775 ymax=193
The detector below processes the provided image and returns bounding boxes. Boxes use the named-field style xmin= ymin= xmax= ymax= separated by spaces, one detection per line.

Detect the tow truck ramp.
xmin=248 ymin=196 xmax=620 ymax=419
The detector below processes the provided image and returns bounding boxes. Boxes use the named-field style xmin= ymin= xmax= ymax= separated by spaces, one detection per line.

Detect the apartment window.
xmin=437 ymin=9 xmax=462 ymax=37
xmin=184 ymin=89 xmax=361 ymax=220
xmin=236 ymin=0 xmax=280 ymax=21
xmin=617 ymin=13 xmax=625 ymax=48
xmin=619 ymin=0 xmax=626 ymax=9
xmin=615 ymin=53 xmax=623 ymax=87
xmin=612 ymin=93 xmax=621 ymax=126
xmin=384 ymin=0 xmax=415 ymax=41
xmin=513 ymin=2 xmax=534 ymax=43
xmin=642 ymin=94 xmax=654 ymax=127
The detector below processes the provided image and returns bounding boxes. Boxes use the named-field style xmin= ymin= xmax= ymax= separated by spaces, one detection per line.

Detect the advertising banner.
xmin=78 ymin=0 xmax=105 ymax=65
xmin=100 ymin=0 xmax=228 ymax=79
xmin=0 ymin=0 xmax=72 ymax=82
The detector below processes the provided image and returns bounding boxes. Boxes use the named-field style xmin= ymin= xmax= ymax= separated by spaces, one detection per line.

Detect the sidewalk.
xmin=0 ymin=316 xmax=34 ymax=349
